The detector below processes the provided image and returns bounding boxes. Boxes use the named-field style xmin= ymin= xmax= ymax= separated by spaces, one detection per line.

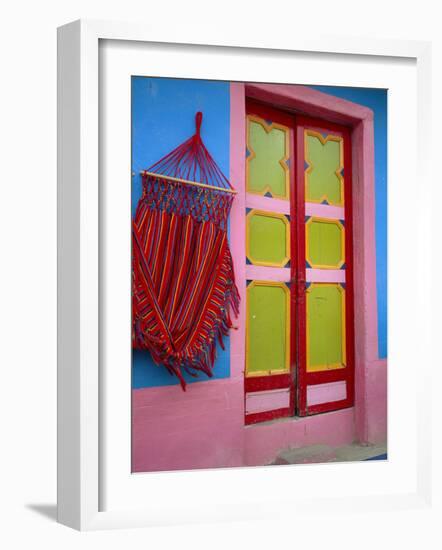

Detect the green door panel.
xmin=307 ymin=284 xmax=345 ymax=371
xmin=306 ymin=218 xmax=344 ymax=268
xmin=247 ymin=211 xmax=289 ymax=266
xmin=306 ymin=133 xmax=343 ymax=205
xmin=247 ymin=119 xmax=289 ymax=199
xmin=246 ymin=283 xmax=289 ymax=375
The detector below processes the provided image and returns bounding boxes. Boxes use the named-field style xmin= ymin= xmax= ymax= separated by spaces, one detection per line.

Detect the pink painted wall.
xmin=132 ymin=378 xmax=244 ymax=472
xmin=365 ymin=359 xmax=388 ymax=444
xmin=131 ymin=82 xmax=387 ymax=473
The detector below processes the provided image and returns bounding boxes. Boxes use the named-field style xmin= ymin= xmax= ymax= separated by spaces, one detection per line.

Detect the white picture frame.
xmin=57 ymin=19 xmax=433 ymax=531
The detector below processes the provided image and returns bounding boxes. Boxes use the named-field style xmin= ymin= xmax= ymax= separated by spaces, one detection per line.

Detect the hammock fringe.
xmin=133 ymin=225 xmax=239 ymax=390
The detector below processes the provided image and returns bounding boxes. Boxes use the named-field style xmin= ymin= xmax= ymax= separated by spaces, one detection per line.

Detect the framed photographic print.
xmin=57 ymin=19 xmax=432 ymax=530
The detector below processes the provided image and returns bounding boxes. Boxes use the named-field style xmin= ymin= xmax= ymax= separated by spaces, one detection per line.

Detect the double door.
xmin=244 ymin=100 xmax=355 ymax=425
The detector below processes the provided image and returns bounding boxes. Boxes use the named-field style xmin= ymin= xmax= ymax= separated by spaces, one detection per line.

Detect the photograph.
xmin=130 ymin=77 xmax=388 ymax=472
xmin=1 ymin=1 xmax=437 ymax=542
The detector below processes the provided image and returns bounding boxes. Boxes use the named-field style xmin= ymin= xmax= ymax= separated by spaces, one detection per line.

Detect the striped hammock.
xmin=132 ymin=112 xmax=239 ymax=389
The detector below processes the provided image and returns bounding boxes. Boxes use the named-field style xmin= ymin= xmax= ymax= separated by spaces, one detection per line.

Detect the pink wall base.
xmin=131 ymin=359 xmax=386 ymax=472
xmin=365 ymin=359 xmax=387 ymax=444
xmin=132 ymin=377 xmax=244 ymax=473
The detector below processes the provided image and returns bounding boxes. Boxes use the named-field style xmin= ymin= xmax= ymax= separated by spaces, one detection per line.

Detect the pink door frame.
xmin=230 ymin=82 xmax=385 ymax=446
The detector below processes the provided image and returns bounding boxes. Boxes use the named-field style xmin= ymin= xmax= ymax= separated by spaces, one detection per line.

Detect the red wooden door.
xmin=244 ymin=100 xmax=296 ymax=424
xmin=295 ymin=116 xmax=355 ymax=416
xmin=244 ymin=103 xmax=354 ymax=423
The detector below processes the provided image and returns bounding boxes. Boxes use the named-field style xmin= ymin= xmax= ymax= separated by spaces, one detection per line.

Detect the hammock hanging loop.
xmin=195 ymin=111 xmax=203 ymax=137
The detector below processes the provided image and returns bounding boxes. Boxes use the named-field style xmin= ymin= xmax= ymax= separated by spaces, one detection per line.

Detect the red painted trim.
xmin=245 ymin=373 xmax=291 ymax=393
xmin=245 ymin=407 xmax=291 ymax=426
xmin=296 ymin=114 xmax=351 ymax=135
xmin=305 ymin=400 xmax=353 ymax=416
xmin=343 ymin=128 xmax=356 ymax=409
xmin=289 ymin=116 xmax=297 ymax=418
xmin=295 ymin=122 xmax=307 ymax=415
xmin=306 ymin=369 xmax=349 ymax=385
xmin=246 ymin=98 xmax=296 ymax=128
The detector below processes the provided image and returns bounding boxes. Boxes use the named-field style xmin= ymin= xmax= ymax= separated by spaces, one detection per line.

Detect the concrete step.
xmin=270 ymin=442 xmax=387 ymax=465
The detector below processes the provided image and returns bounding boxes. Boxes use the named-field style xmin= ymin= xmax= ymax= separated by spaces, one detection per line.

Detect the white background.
xmin=1 ymin=0 xmax=441 ymax=548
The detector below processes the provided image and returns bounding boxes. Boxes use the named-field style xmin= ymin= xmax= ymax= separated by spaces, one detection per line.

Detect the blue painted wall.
xmin=311 ymin=86 xmax=387 ymax=359
xmin=131 ymin=78 xmax=387 ymax=389
xmin=131 ymin=77 xmax=231 ymax=388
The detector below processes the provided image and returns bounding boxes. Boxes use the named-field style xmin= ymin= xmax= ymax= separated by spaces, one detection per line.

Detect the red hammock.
xmin=132 ymin=112 xmax=239 ymax=389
